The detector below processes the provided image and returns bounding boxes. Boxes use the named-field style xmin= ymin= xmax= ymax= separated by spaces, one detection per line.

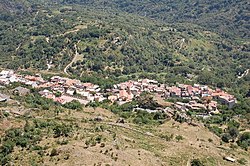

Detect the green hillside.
xmin=0 ymin=1 xmax=250 ymax=165
xmin=59 ymin=0 xmax=249 ymax=39
xmin=0 ymin=0 xmax=249 ymax=93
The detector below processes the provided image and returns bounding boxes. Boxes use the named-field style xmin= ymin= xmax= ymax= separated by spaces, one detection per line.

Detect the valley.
xmin=0 ymin=0 xmax=249 ymax=165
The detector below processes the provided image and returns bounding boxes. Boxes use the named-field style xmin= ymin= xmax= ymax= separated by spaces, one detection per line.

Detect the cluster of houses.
xmin=38 ymin=76 xmax=106 ymax=105
xmin=109 ymin=79 xmax=236 ymax=110
xmin=0 ymin=70 xmax=237 ymax=114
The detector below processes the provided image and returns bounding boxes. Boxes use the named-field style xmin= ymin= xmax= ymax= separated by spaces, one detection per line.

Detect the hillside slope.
xmin=1 ymin=106 xmax=249 ymax=166
xmin=60 ymin=0 xmax=250 ymax=38
xmin=0 ymin=0 xmax=249 ymax=93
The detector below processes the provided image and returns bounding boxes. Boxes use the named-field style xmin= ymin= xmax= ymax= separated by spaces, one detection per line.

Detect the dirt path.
xmin=64 ymin=41 xmax=81 ymax=75
xmin=55 ymin=25 xmax=87 ymax=37
xmin=33 ymin=11 xmax=39 ymax=21
xmin=179 ymin=38 xmax=185 ymax=50
xmin=56 ymin=29 xmax=80 ymax=37
xmin=238 ymin=69 xmax=249 ymax=79
xmin=15 ymin=43 xmax=22 ymax=52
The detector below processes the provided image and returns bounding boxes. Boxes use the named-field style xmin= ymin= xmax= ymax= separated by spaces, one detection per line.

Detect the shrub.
xmin=160 ymin=134 xmax=173 ymax=141
xmin=228 ymin=120 xmax=240 ymax=129
xmin=191 ymin=159 xmax=204 ymax=166
xmin=100 ymin=143 xmax=105 ymax=148
xmin=208 ymin=138 xmax=213 ymax=142
xmin=63 ymin=100 xmax=82 ymax=110
xmin=175 ymin=135 xmax=184 ymax=141
xmin=0 ymin=155 xmax=11 ymax=166
xmin=237 ymin=132 xmax=250 ymax=150
xmin=57 ymin=139 xmax=69 ymax=145
xmin=53 ymin=124 xmax=72 ymax=138
xmin=16 ymin=137 xmax=28 ymax=148
xmin=221 ymin=133 xmax=231 ymax=143
xmin=238 ymin=158 xmax=247 ymax=165
xmin=1 ymin=140 xmax=15 ymax=155
xmin=209 ymin=126 xmax=223 ymax=136
xmin=228 ymin=127 xmax=239 ymax=141
xmin=95 ymin=135 xmax=102 ymax=143
xmin=50 ymin=148 xmax=58 ymax=156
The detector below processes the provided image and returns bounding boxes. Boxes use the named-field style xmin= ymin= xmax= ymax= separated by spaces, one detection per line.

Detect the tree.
xmin=1 ymin=140 xmax=15 ymax=155
xmin=221 ymin=133 xmax=231 ymax=143
xmin=63 ymin=100 xmax=82 ymax=110
xmin=55 ymin=91 xmax=62 ymax=97
xmin=53 ymin=124 xmax=72 ymax=138
xmin=197 ymin=70 xmax=215 ymax=85
xmin=237 ymin=132 xmax=250 ymax=150
xmin=228 ymin=127 xmax=239 ymax=141
xmin=136 ymin=92 xmax=160 ymax=110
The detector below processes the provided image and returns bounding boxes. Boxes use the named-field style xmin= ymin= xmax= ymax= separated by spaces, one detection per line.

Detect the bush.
xmin=50 ymin=148 xmax=58 ymax=156
xmin=238 ymin=158 xmax=247 ymax=165
xmin=95 ymin=135 xmax=102 ymax=144
xmin=228 ymin=127 xmax=239 ymax=141
xmin=57 ymin=139 xmax=69 ymax=145
xmin=160 ymin=134 xmax=173 ymax=141
xmin=175 ymin=135 xmax=184 ymax=141
xmin=221 ymin=133 xmax=231 ymax=143
xmin=209 ymin=126 xmax=223 ymax=136
xmin=228 ymin=120 xmax=240 ymax=128
xmin=1 ymin=140 xmax=15 ymax=155
xmin=63 ymin=100 xmax=82 ymax=110
xmin=208 ymin=138 xmax=213 ymax=142
xmin=0 ymin=155 xmax=11 ymax=166
xmin=16 ymin=137 xmax=28 ymax=148
xmin=237 ymin=132 xmax=250 ymax=150
xmin=191 ymin=159 xmax=204 ymax=166
xmin=53 ymin=124 xmax=72 ymax=138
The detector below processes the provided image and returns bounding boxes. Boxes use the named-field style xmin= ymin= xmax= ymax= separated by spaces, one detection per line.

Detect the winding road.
xmin=64 ymin=42 xmax=80 ymax=75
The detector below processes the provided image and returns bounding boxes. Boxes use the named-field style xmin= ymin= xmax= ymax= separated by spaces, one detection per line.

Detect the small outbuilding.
xmin=223 ymin=156 xmax=236 ymax=162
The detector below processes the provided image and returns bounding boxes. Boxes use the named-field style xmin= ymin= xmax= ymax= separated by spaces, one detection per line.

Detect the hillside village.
xmin=0 ymin=70 xmax=236 ymax=117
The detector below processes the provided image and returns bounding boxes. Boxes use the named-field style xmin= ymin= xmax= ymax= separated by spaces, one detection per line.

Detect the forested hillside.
xmin=59 ymin=0 xmax=250 ymax=39
xmin=2 ymin=0 xmax=249 ymax=37
xmin=0 ymin=0 xmax=249 ymax=96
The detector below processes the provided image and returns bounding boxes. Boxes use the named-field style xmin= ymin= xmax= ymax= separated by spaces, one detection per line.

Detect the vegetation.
xmin=63 ymin=0 xmax=249 ymax=39
xmin=237 ymin=132 xmax=250 ymax=150
xmin=63 ymin=100 xmax=82 ymax=110
xmin=0 ymin=1 xmax=249 ymax=164
xmin=0 ymin=117 xmax=75 ymax=165
xmin=0 ymin=0 xmax=249 ymax=118
xmin=0 ymin=1 xmax=249 ymax=85
xmin=175 ymin=135 xmax=184 ymax=142
xmin=97 ymin=93 xmax=168 ymax=125
xmin=191 ymin=159 xmax=205 ymax=166
xmin=206 ymin=117 xmax=249 ymax=149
